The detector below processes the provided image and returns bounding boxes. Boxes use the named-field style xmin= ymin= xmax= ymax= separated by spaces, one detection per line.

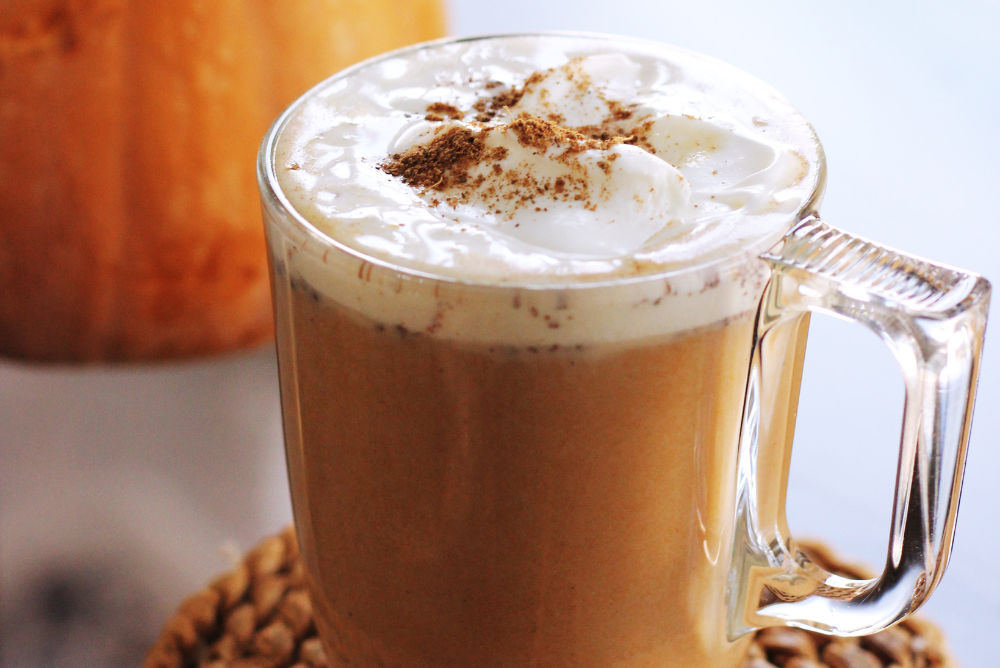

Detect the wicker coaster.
xmin=143 ymin=527 xmax=957 ymax=668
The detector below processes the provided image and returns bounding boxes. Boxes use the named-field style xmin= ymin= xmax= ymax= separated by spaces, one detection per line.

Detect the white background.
xmin=1 ymin=1 xmax=997 ymax=666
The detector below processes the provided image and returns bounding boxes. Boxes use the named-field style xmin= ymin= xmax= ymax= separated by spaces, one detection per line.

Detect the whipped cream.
xmin=383 ymin=114 xmax=692 ymax=257
xmin=263 ymin=35 xmax=824 ymax=343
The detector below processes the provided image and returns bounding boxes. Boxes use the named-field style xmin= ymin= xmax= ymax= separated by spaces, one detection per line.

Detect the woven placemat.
xmin=143 ymin=527 xmax=957 ymax=668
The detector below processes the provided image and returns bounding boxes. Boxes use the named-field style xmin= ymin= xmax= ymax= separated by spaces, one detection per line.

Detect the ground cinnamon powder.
xmin=425 ymin=102 xmax=463 ymax=122
xmin=380 ymin=60 xmax=664 ymax=217
xmin=381 ymin=126 xmax=503 ymax=191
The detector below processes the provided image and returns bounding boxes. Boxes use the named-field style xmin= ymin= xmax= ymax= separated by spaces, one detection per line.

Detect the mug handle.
xmin=727 ymin=215 xmax=991 ymax=639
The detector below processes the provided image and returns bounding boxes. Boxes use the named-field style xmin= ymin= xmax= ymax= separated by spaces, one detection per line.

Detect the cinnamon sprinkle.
xmin=425 ymin=102 xmax=463 ymax=121
xmin=381 ymin=59 xmax=677 ymax=219
xmin=474 ymin=72 xmax=545 ymax=122
xmin=381 ymin=126 xmax=507 ymax=191
xmin=508 ymin=114 xmax=629 ymax=154
xmin=380 ymin=112 xmax=633 ymax=219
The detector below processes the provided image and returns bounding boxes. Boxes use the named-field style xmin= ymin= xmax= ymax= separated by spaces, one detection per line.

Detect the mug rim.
xmin=257 ymin=31 xmax=829 ymax=292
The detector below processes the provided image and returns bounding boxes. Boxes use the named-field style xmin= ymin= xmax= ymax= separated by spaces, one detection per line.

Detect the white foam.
xmin=388 ymin=119 xmax=695 ymax=257
xmin=262 ymin=35 xmax=823 ymax=344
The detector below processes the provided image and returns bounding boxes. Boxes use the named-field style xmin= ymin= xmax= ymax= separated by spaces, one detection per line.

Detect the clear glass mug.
xmin=258 ymin=33 xmax=990 ymax=668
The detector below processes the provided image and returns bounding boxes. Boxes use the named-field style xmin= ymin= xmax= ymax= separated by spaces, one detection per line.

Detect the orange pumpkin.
xmin=0 ymin=0 xmax=446 ymax=361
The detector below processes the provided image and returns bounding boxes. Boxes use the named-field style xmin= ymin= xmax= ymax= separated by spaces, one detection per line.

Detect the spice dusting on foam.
xmin=376 ymin=58 xmax=703 ymax=258
xmin=371 ymin=54 xmax=810 ymax=262
xmin=275 ymin=43 xmax=817 ymax=283
xmin=271 ymin=36 xmax=822 ymax=343
xmin=381 ymin=115 xmax=637 ymax=216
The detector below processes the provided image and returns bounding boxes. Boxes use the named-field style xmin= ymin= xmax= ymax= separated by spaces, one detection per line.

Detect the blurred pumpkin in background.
xmin=0 ymin=0 xmax=446 ymax=362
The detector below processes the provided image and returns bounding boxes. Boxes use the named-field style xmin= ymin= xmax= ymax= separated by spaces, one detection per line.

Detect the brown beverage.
xmin=262 ymin=34 xmax=823 ymax=668
xmin=278 ymin=283 xmax=764 ymax=667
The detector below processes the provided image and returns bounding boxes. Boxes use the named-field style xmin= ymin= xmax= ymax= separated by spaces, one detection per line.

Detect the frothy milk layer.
xmin=264 ymin=35 xmax=823 ymax=343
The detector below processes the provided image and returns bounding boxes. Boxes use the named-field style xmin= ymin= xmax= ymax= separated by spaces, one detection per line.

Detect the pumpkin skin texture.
xmin=0 ymin=0 xmax=446 ymax=362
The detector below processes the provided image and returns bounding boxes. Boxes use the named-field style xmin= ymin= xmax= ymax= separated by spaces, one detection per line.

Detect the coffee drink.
xmin=261 ymin=35 xmax=823 ymax=668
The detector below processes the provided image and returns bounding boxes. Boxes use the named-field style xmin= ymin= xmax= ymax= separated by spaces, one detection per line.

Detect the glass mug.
xmin=258 ymin=34 xmax=990 ymax=668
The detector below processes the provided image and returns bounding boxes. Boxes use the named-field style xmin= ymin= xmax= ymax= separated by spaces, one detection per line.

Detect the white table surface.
xmin=1 ymin=1 xmax=996 ymax=666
